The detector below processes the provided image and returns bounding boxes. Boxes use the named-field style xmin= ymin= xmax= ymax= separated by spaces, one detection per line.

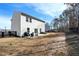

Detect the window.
xmin=26 ymin=17 xmax=32 ymax=23
xmin=26 ymin=16 xmax=28 ymax=22
xmin=30 ymin=18 xmax=32 ymax=22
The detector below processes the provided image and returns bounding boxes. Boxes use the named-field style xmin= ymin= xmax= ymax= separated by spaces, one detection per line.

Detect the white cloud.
xmin=0 ymin=16 xmax=11 ymax=29
xmin=29 ymin=3 xmax=67 ymax=17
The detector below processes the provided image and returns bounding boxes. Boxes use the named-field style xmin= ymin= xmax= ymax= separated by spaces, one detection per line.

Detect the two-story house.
xmin=11 ymin=11 xmax=45 ymax=36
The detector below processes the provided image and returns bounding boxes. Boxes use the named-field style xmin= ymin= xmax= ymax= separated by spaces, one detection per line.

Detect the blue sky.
xmin=0 ymin=3 xmax=67 ymax=29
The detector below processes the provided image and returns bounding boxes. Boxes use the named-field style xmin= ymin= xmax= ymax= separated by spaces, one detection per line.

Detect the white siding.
xmin=20 ymin=14 xmax=45 ymax=36
xmin=11 ymin=12 xmax=45 ymax=36
xmin=11 ymin=12 xmax=21 ymax=36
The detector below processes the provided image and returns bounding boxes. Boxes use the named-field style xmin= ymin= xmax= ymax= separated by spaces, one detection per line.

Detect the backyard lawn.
xmin=0 ymin=32 xmax=78 ymax=56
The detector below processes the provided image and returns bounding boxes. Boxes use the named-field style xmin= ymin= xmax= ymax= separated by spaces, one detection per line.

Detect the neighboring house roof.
xmin=20 ymin=12 xmax=45 ymax=23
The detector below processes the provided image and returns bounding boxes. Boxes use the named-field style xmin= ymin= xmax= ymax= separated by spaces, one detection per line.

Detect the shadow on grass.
xmin=65 ymin=32 xmax=79 ymax=56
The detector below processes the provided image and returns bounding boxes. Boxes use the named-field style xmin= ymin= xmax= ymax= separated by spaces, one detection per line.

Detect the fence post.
xmin=8 ymin=31 xmax=11 ymax=37
xmin=15 ymin=31 xmax=17 ymax=37
xmin=2 ymin=32 xmax=4 ymax=37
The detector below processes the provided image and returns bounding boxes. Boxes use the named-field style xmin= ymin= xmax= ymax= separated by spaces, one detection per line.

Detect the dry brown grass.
xmin=0 ymin=32 xmax=67 ymax=56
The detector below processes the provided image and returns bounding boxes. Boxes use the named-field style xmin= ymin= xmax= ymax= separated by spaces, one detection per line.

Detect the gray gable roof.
xmin=20 ymin=12 xmax=45 ymax=23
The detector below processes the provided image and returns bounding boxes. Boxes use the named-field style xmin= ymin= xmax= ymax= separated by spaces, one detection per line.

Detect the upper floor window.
xmin=26 ymin=16 xmax=32 ymax=23
xmin=26 ymin=16 xmax=28 ymax=22
xmin=30 ymin=18 xmax=32 ymax=23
